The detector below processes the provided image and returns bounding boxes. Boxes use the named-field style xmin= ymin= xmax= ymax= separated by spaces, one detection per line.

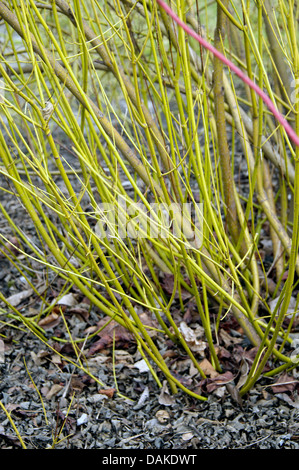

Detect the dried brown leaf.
xmin=205 ymin=371 xmax=234 ymax=393
xmin=138 ymin=312 xmax=159 ymax=337
xmin=179 ymin=322 xmax=207 ymax=354
xmin=271 ymin=373 xmax=298 ymax=394
xmin=134 ymin=386 xmax=150 ymax=409
xmin=219 ymin=329 xmax=242 ymax=347
xmin=161 ymin=273 xmax=191 ymax=300
xmin=99 ymin=388 xmax=116 ymax=399
xmin=236 ymin=360 xmax=249 ymax=389
xmin=68 ymin=306 xmax=90 ymax=321
xmin=46 ymin=384 xmax=64 ymax=399
xmin=57 ymin=292 xmax=79 ymax=307
xmin=244 ymin=347 xmax=270 ymax=372
xmin=133 ymin=358 xmax=150 ymax=373
xmin=87 ymin=318 xmax=133 ymax=356
xmin=0 ymin=236 xmax=21 ymax=258
xmin=70 ymin=376 xmax=86 ymax=393
xmin=158 ymin=381 xmax=176 ymax=406
xmin=30 ymin=350 xmax=49 ymax=366
xmin=155 ymin=409 xmax=170 ymax=423
xmin=5 ymin=289 xmax=33 ymax=307
xmin=38 ymin=311 xmax=61 ymax=330
xmin=198 ymin=358 xmax=219 ymax=378
xmin=114 ymin=350 xmax=134 ymax=365
xmin=181 ymin=432 xmax=194 ymax=441
xmin=226 ymin=383 xmax=243 ymax=406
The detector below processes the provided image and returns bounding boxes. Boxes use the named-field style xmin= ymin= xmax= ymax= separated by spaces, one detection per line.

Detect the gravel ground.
xmin=0 ymin=131 xmax=298 ymax=450
xmin=0 ymin=326 xmax=298 ymax=449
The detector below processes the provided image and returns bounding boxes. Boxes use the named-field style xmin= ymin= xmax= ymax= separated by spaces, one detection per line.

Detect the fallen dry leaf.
xmin=162 ymin=350 xmax=177 ymax=359
xmin=77 ymin=413 xmax=88 ymax=426
xmin=161 ymin=273 xmax=192 ymax=300
xmin=179 ymin=322 xmax=207 ymax=354
xmin=4 ymin=288 xmax=33 ymax=307
xmin=181 ymin=432 xmax=194 ymax=441
xmin=38 ymin=311 xmax=61 ymax=330
xmin=158 ymin=381 xmax=176 ymax=406
xmin=217 ymin=346 xmax=231 ymax=359
xmin=138 ymin=312 xmax=159 ymax=338
xmin=244 ymin=347 xmax=270 ymax=372
xmin=172 ymin=358 xmax=192 ymax=374
xmin=56 ymin=410 xmax=77 ymax=434
xmin=57 ymin=292 xmax=79 ymax=307
xmin=84 ymin=325 xmax=99 ymax=335
xmin=270 ymin=373 xmax=298 ymax=394
xmin=30 ymin=350 xmax=49 ymax=366
xmin=155 ymin=409 xmax=170 ymax=424
xmin=46 ymin=384 xmax=64 ymax=399
xmin=226 ymin=383 xmax=243 ymax=406
xmin=68 ymin=306 xmax=90 ymax=321
xmin=99 ymin=388 xmax=115 ymax=399
xmin=87 ymin=355 xmax=109 ymax=373
xmin=5 ymin=403 xmax=19 ymax=412
xmin=59 ymin=342 xmax=83 ymax=357
xmin=171 ymin=371 xmax=193 ymax=388
xmin=133 ymin=358 xmax=150 ymax=373
xmin=41 ymin=386 xmax=50 ymax=397
xmin=9 ymin=406 xmax=38 ymax=419
xmin=236 ymin=360 xmax=249 ymax=390
xmin=70 ymin=376 xmax=86 ymax=393
xmin=198 ymin=358 xmax=219 ymax=378
xmin=219 ymin=329 xmax=242 ymax=347
xmin=50 ymin=353 xmax=64 ymax=367
xmin=0 ymin=236 xmax=21 ymax=258
xmin=274 ymin=393 xmax=299 ymax=408
xmin=200 ymin=370 xmax=235 ymax=393
xmin=135 ymin=386 xmax=150 ymax=409
xmin=182 ymin=305 xmax=194 ymax=324
xmin=189 ymin=360 xmax=200 ymax=378
xmin=213 ymin=386 xmax=226 ymax=398
xmin=114 ymin=350 xmax=134 ymax=365
xmin=87 ymin=318 xmax=133 ymax=356
xmin=0 ymin=433 xmax=22 ymax=447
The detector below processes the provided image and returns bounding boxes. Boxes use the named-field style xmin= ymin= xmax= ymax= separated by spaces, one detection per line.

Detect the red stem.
xmin=156 ymin=0 xmax=299 ymax=148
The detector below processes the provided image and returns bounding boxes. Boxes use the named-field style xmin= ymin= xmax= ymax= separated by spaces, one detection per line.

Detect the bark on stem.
xmin=213 ymin=1 xmax=240 ymax=246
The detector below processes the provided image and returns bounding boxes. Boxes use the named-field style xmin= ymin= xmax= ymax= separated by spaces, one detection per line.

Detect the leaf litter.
xmin=1 ymin=266 xmax=299 ymax=448
xmin=0 ymin=149 xmax=299 ymax=449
